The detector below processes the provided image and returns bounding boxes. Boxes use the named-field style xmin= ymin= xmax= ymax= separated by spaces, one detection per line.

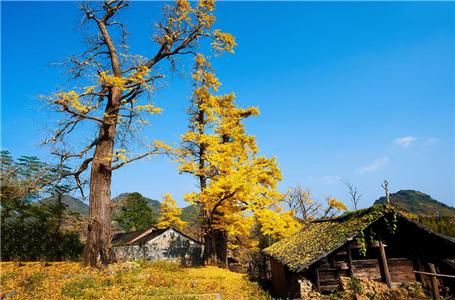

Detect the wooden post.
xmin=346 ymin=246 xmax=354 ymax=277
xmin=378 ymin=237 xmax=392 ymax=288
xmin=428 ymin=263 xmax=440 ymax=300
xmin=381 ymin=180 xmax=390 ymax=205
xmin=315 ymin=266 xmax=321 ymax=292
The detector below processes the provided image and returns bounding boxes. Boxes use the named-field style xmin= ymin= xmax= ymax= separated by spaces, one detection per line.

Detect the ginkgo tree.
xmin=178 ymin=55 xmax=301 ymax=266
xmin=156 ymin=193 xmax=186 ymax=230
xmin=44 ymin=0 xmax=236 ymax=267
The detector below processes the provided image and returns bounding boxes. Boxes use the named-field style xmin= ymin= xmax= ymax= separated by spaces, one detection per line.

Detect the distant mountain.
xmin=374 ymin=190 xmax=455 ymax=217
xmin=181 ymin=204 xmax=201 ymax=224
xmin=38 ymin=194 xmax=89 ymax=216
xmin=112 ymin=192 xmax=161 ymax=213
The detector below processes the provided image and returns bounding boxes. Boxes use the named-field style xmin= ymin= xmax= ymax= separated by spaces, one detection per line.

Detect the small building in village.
xmin=112 ymin=226 xmax=202 ymax=266
xmin=263 ymin=205 xmax=455 ymax=299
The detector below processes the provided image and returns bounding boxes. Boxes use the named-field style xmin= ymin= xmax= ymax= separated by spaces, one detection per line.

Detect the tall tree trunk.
xmin=214 ymin=229 xmax=228 ymax=267
xmin=203 ymin=227 xmax=216 ymax=265
xmin=202 ymin=219 xmax=228 ymax=267
xmin=82 ymin=91 xmax=120 ymax=267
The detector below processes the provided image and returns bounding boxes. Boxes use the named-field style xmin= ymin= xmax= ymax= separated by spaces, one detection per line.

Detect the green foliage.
xmin=349 ymin=277 xmax=363 ymax=295
xmin=22 ymin=272 xmax=46 ymax=291
xmin=417 ymin=215 xmax=455 ymax=237
xmin=61 ymin=276 xmax=97 ymax=298
xmin=356 ymin=231 xmax=367 ymax=257
xmin=0 ymin=272 xmax=17 ymax=285
xmin=1 ymin=150 xmax=84 ymax=261
xmin=113 ymin=192 xmax=155 ymax=231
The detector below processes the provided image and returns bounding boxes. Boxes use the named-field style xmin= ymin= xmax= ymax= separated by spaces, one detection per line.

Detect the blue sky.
xmin=2 ymin=1 xmax=454 ymax=208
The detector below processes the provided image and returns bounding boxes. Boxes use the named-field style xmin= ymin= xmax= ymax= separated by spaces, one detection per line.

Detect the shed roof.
xmin=112 ymin=227 xmax=201 ymax=247
xmin=263 ymin=205 xmax=455 ymax=273
xmin=263 ymin=205 xmax=397 ymax=272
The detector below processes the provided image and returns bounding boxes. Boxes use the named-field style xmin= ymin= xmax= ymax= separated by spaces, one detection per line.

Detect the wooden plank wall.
xmin=353 ymin=259 xmax=382 ymax=281
xmin=270 ymin=258 xmax=288 ymax=297
xmin=387 ymin=258 xmax=416 ymax=283
xmin=318 ymin=262 xmax=350 ymax=292
xmin=311 ymin=257 xmax=416 ymax=293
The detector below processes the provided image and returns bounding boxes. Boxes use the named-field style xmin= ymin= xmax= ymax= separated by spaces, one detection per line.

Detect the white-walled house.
xmin=112 ymin=227 xmax=202 ymax=265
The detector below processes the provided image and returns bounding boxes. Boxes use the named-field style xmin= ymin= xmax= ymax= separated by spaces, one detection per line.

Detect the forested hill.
xmin=112 ymin=193 xmax=161 ymax=214
xmin=38 ymin=194 xmax=89 ymax=216
xmin=38 ymin=193 xmax=199 ymax=224
xmin=374 ymin=190 xmax=455 ymax=216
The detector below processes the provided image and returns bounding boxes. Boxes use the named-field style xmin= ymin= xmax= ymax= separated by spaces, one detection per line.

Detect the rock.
xmin=4 ymin=291 xmax=16 ymax=298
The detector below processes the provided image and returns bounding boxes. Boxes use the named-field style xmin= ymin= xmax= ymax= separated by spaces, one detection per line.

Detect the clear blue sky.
xmin=2 ymin=1 xmax=454 ymax=208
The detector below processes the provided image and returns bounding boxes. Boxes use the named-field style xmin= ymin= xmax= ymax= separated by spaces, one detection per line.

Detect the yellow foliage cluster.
xmin=153 ymin=140 xmax=173 ymax=152
xmin=99 ymin=72 xmax=129 ymax=90
xmin=327 ymin=197 xmax=348 ymax=213
xmin=0 ymin=261 xmax=270 ymax=299
xmin=212 ymin=29 xmax=237 ymax=53
xmin=136 ymin=104 xmax=162 ymax=114
xmin=255 ymin=209 xmax=302 ymax=239
xmin=156 ymin=193 xmax=186 ymax=230
xmin=114 ymin=149 xmax=127 ymax=162
xmin=178 ymin=54 xmax=301 ymax=249
xmin=55 ymin=90 xmax=91 ymax=113
xmin=99 ymin=66 xmax=152 ymax=92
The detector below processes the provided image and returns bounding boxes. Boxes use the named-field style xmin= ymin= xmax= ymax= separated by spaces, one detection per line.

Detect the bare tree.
xmin=342 ymin=179 xmax=362 ymax=210
xmin=43 ymin=0 xmax=234 ymax=267
xmin=286 ymin=185 xmax=321 ymax=221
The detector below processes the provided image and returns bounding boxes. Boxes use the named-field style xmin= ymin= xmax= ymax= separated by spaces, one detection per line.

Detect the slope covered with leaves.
xmin=0 ymin=261 xmax=270 ymax=300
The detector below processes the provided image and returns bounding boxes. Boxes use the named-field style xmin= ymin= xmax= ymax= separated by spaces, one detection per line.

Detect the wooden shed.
xmin=263 ymin=205 xmax=455 ymax=299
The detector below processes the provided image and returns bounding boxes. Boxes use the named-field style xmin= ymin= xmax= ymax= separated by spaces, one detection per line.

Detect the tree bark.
xmin=203 ymin=228 xmax=216 ymax=265
xmin=82 ymin=90 xmax=121 ymax=267
xmin=214 ymin=229 xmax=228 ymax=267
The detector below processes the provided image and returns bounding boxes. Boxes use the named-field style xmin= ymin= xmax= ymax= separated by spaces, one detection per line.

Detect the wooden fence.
xmin=414 ymin=263 xmax=455 ymax=300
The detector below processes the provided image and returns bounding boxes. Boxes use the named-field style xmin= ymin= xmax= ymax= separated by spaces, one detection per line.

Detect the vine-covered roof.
xmin=263 ymin=205 xmax=395 ymax=272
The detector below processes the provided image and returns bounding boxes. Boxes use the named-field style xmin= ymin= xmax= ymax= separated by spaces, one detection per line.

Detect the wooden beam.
xmin=346 ymin=246 xmax=354 ymax=277
xmin=415 ymin=258 xmax=428 ymax=287
xmin=378 ymin=237 xmax=392 ymax=288
xmin=428 ymin=263 xmax=440 ymax=300
xmin=413 ymin=270 xmax=455 ymax=279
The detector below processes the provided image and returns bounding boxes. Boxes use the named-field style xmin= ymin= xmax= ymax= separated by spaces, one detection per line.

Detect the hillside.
xmin=1 ymin=261 xmax=270 ymax=300
xmin=181 ymin=204 xmax=200 ymax=224
xmin=374 ymin=190 xmax=455 ymax=217
xmin=37 ymin=195 xmax=89 ymax=216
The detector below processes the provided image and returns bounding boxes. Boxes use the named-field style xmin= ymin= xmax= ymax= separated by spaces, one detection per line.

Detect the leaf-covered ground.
xmin=0 ymin=261 xmax=271 ymax=299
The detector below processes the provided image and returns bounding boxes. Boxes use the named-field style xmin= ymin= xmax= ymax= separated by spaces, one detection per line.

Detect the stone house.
xmin=112 ymin=226 xmax=202 ymax=266
xmin=263 ymin=205 xmax=455 ymax=299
